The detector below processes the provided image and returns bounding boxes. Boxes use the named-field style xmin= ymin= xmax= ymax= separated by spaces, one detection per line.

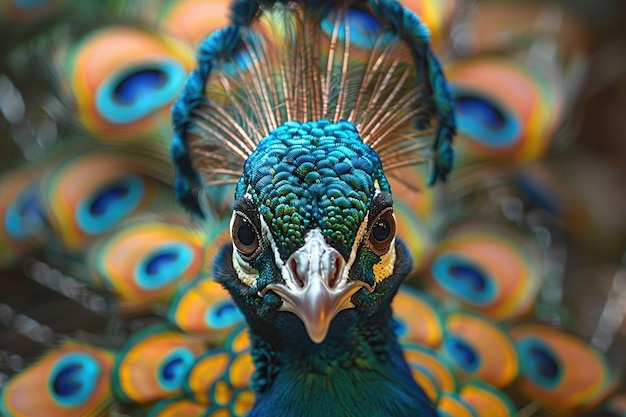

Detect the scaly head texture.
xmin=171 ymin=0 xmax=455 ymax=216
xmin=237 ymin=119 xmax=389 ymax=259
xmin=169 ymin=4 xmax=453 ymax=413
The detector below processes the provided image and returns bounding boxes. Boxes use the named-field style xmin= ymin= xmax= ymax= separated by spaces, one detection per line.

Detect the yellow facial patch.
xmin=372 ymin=240 xmax=396 ymax=282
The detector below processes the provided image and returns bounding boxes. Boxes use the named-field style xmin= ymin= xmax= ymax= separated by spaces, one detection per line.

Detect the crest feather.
xmin=172 ymin=0 xmax=455 ymax=215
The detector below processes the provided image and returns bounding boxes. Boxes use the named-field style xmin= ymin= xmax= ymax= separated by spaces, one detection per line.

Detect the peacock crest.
xmin=172 ymin=0 xmax=454 ymax=217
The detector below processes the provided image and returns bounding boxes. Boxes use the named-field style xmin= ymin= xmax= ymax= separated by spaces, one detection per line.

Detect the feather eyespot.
xmin=232 ymin=213 xmax=260 ymax=258
xmin=368 ymin=209 xmax=395 ymax=255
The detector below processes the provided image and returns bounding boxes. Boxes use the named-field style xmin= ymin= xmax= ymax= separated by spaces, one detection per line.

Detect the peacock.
xmin=0 ymin=0 xmax=624 ymax=416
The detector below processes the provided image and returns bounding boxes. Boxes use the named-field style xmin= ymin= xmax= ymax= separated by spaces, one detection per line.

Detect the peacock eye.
xmin=369 ymin=209 xmax=395 ymax=255
xmin=232 ymin=214 xmax=259 ymax=257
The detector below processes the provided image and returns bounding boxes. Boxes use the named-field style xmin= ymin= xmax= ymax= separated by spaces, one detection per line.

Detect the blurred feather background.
xmin=0 ymin=0 xmax=625 ymax=416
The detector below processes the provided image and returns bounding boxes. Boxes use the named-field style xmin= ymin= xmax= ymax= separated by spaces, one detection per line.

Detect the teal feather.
xmin=172 ymin=0 xmax=455 ymax=215
xmin=234 ymin=242 xmax=437 ymax=417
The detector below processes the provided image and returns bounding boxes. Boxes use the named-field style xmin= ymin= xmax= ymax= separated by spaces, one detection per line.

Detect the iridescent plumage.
xmin=170 ymin=1 xmax=454 ymax=415
xmin=0 ymin=0 xmax=622 ymax=416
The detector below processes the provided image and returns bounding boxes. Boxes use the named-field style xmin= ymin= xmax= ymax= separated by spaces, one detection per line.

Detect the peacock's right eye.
xmin=232 ymin=214 xmax=259 ymax=257
xmin=368 ymin=209 xmax=396 ymax=255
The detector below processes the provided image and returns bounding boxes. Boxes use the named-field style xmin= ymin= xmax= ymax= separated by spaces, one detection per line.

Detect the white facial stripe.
xmin=341 ymin=211 xmax=370 ymax=283
xmin=259 ymin=215 xmax=290 ymax=287
xmin=232 ymin=249 xmax=258 ymax=287
xmin=230 ymin=205 xmax=288 ymax=289
xmin=371 ymin=209 xmax=397 ymax=281
xmin=230 ymin=193 xmax=260 ymax=288
xmin=230 ymin=192 xmax=396 ymax=289
xmin=357 ymin=206 xmax=398 ymax=283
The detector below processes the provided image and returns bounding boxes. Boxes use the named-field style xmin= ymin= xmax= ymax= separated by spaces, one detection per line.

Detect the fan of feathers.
xmin=1 ymin=0 xmax=626 ymax=416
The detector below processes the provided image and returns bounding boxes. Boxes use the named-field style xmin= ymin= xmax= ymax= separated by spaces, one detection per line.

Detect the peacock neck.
xmin=244 ymin=303 xmax=438 ymax=417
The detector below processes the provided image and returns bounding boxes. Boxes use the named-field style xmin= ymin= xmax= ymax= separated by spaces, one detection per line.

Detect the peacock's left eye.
xmin=232 ymin=214 xmax=259 ymax=258
xmin=369 ymin=209 xmax=395 ymax=255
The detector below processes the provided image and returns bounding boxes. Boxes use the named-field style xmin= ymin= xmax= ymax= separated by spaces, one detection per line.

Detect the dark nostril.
xmin=327 ymin=255 xmax=344 ymax=289
xmin=289 ymin=257 xmax=306 ymax=288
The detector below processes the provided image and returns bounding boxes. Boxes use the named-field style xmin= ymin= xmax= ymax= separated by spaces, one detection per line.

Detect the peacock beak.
xmin=262 ymin=229 xmax=372 ymax=343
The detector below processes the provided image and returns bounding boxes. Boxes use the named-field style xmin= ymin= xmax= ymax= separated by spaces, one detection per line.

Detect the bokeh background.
xmin=0 ymin=0 xmax=626 ymax=416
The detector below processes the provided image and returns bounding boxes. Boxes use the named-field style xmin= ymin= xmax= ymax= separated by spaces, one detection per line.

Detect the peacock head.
xmin=227 ymin=118 xmax=402 ymax=343
xmin=170 ymin=0 xmax=455 ymax=345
